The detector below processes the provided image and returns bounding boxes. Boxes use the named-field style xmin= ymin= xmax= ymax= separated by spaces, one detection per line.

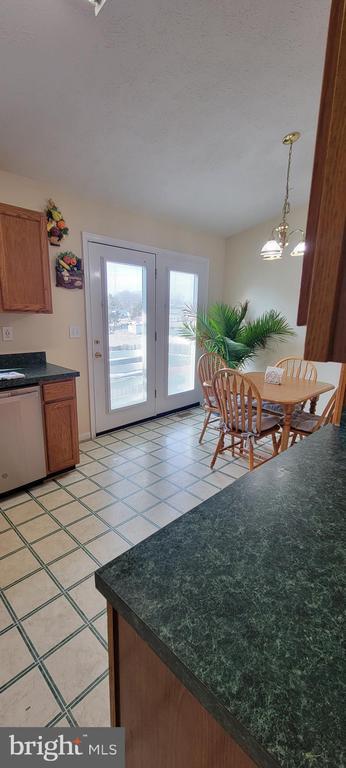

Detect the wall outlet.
xmin=2 ymin=327 xmax=13 ymax=341
xmin=69 ymin=325 xmax=81 ymax=339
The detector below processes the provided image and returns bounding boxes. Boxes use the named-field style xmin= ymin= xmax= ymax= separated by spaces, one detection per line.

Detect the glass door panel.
xmin=168 ymin=271 xmax=198 ymax=395
xmin=88 ymin=242 xmax=156 ymax=433
xmin=155 ymin=252 xmax=209 ymax=414
xmin=106 ymin=261 xmax=147 ymax=411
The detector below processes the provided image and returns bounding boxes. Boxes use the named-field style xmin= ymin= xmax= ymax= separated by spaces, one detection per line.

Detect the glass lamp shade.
xmin=290 ymin=240 xmax=305 ymax=257
xmin=260 ymin=239 xmax=283 ymax=260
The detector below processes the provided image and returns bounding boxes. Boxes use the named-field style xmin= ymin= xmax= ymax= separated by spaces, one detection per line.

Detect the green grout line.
xmin=0 ymin=406 xmax=236 ymax=726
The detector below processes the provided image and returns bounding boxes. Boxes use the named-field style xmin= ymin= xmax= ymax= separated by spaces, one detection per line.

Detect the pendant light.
xmin=260 ymin=132 xmax=305 ymax=261
xmin=88 ymin=0 xmax=109 ymax=15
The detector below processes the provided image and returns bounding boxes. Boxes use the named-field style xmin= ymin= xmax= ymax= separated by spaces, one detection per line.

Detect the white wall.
xmin=0 ymin=169 xmax=225 ymax=437
xmin=224 ymin=205 xmax=340 ymax=411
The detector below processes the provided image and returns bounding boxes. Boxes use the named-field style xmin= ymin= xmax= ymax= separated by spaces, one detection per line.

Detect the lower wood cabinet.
xmin=43 ymin=379 xmax=79 ymax=473
xmin=108 ymin=607 xmax=257 ymax=768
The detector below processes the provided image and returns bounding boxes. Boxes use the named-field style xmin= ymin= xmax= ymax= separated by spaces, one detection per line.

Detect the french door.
xmin=87 ymin=239 xmax=208 ymax=433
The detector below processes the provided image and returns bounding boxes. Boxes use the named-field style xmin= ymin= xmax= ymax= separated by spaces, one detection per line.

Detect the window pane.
xmin=106 ymin=261 xmax=147 ymax=411
xmin=168 ymin=271 xmax=198 ymax=396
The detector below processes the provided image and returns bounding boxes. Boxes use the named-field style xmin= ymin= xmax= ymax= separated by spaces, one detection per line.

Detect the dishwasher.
xmin=0 ymin=387 xmax=47 ymax=494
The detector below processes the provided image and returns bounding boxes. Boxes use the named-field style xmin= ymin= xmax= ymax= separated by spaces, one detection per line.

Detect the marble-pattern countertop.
xmin=0 ymin=352 xmax=79 ymax=390
xmin=96 ymin=420 xmax=346 ymax=768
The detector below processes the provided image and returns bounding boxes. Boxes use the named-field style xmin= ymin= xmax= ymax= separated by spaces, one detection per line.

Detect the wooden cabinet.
xmin=0 ymin=202 xmax=52 ymax=313
xmin=43 ymin=379 xmax=79 ymax=473
xmin=297 ymin=0 xmax=346 ymax=363
xmin=107 ymin=607 xmax=257 ymax=768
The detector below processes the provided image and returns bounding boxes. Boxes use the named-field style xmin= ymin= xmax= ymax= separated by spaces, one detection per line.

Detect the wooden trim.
xmin=333 ymin=363 xmax=346 ymax=424
xmin=297 ymin=0 xmax=346 ymax=362
xmin=297 ymin=0 xmax=345 ymax=325
xmin=39 ymin=211 xmax=53 ymax=314
xmin=107 ymin=604 xmax=120 ymax=727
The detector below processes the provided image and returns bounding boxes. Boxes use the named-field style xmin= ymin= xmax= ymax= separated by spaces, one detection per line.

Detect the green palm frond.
xmin=181 ymin=306 xmax=218 ymax=345
xmin=180 ymin=302 xmax=295 ymax=368
xmin=237 ymin=310 xmax=295 ymax=351
xmin=208 ymin=302 xmax=248 ymax=339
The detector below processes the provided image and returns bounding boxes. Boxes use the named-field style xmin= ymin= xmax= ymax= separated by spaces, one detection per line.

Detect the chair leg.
xmin=231 ymin=434 xmax=235 ymax=456
xmin=291 ymin=433 xmax=298 ymax=446
xmin=210 ymin=432 xmax=224 ymax=468
xmin=199 ymin=411 xmax=211 ymax=444
xmin=248 ymin=441 xmax=254 ymax=471
xmin=271 ymin=432 xmax=279 ymax=456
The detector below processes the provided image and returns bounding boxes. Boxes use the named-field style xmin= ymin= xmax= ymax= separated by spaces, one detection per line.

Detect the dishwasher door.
xmin=0 ymin=387 xmax=47 ymax=494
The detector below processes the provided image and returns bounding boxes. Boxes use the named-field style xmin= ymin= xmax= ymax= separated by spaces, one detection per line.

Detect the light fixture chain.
xmin=282 ymin=141 xmax=293 ymax=222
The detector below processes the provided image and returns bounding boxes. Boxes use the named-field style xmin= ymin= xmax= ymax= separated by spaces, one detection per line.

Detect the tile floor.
xmin=0 ymin=406 xmax=270 ymax=727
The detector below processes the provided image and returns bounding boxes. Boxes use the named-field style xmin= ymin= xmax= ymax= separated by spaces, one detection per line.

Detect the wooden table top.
xmin=247 ymin=371 xmax=334 ymax=405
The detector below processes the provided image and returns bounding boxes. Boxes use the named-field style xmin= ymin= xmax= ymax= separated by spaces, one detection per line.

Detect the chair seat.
xmin=290 ymin=411 xmax=319 ymax=434
xmin=224 ymin=412 xmax=280 ymax=436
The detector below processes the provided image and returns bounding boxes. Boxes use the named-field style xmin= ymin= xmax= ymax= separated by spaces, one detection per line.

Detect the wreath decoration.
xmin=46 ymin=199 xmax=69 ymax=246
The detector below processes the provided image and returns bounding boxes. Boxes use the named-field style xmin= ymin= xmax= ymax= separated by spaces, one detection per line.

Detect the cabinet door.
xmin=44 ymin=399 xmax=79 ymax=473
xmin=0 ymin=202 xmax=52 ymax=313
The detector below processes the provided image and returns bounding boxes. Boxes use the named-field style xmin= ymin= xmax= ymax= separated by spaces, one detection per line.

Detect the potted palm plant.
xmin=181 ymin=301 xmax=294 ymax=367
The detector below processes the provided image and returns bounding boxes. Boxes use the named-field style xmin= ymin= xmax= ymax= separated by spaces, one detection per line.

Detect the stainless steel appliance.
xmin=0 ymin=387 xmax=46 ymax=494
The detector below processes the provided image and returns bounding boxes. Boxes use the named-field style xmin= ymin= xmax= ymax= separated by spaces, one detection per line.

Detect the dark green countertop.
xmin=96 ymin=422 xmax=346 ymax=768
xmin=0 ymin=352 xmax=79 ymax=390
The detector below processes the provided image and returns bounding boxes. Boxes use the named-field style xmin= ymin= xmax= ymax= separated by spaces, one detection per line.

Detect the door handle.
xmin=95 ymin=352 xmax=102 ymax=358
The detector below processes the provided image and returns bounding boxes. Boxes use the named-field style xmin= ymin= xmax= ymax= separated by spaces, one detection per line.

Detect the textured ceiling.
xmin=0 ymin=0 xmax=330 ymax=235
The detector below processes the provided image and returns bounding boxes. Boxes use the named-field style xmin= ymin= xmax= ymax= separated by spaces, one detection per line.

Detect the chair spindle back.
xmin=276 ymin=356 xmax=317 ymax=382
xmin=197 ymin=353 xmax=227 ymax=408
xmin=213 ymin=369 xmax=263 ymax=435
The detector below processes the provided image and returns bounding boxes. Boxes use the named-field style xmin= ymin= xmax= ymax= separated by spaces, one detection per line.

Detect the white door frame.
xmin=83 ymin=232 xmax=209 ymax=437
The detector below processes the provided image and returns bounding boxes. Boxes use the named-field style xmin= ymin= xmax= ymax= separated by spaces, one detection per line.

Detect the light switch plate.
xmin=2 ymin=327 xmax=13 ymax=341
xmin=69 ymin=325 xmax=81 ymax=339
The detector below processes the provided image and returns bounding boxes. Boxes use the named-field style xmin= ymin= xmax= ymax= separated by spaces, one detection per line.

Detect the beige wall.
xmin=0 ymin=169 xmax=225 ymax=437
xmin=224 ymin=205 xmax=340 ymax=411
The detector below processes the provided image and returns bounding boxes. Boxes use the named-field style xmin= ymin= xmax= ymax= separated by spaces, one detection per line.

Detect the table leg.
xmin=280 ymin=404 xmax=294 ymax=451
xmin=310 ymin=396 xmax=318 ymax=414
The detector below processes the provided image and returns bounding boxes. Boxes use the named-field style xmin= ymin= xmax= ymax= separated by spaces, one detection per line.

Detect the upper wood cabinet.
xmin=297 ymin=0 xmax=346 ymax=363
xmin=0 ymin=202 xmax=52 ymax=313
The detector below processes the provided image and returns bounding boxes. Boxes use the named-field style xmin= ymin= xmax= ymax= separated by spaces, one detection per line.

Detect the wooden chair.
xmin=263 ymin=356 xmax=318 ymax=417
xmin=197 ymin=352 xmax=227 ymax=443
xmin=289 ymin=390 xmax=336 ymax=445
xmin=210 ymin=369 xmax=281 ymax=471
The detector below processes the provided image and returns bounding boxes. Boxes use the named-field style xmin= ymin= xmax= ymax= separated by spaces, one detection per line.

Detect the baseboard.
xmin=79 ymin=432 xmax=91 ymax=442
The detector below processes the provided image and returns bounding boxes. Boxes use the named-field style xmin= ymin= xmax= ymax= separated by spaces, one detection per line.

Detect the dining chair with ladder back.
xmin=288 ymin=390 xmax=336 ymax=446
xmin=211 ymin=369 xmax=281 ymax=471
xmin=262 ymin=356 xmax=318 ymax=417
xmin=197 ymin=352 xmax=227 ymax=443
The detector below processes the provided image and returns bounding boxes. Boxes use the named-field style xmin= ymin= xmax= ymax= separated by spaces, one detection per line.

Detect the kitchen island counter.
xmin=96 ymin=420 xmax=345 ymax=768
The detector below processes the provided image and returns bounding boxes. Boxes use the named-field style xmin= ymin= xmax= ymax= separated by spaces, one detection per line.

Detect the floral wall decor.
xmin=46 ymin=199 xmax=69 ymax=246
xmin=56 ymin=251 xmax=84 ymax=289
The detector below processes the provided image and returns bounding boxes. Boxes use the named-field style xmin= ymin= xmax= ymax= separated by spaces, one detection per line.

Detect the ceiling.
xmin=0 ymin=0 xmax=331 ymax=236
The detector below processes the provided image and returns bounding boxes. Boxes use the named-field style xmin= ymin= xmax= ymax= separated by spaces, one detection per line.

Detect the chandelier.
xmin=88 ymin=0 xmax=109 ymax=15
xmin=260 ymin=132 xmax=305 ymax=261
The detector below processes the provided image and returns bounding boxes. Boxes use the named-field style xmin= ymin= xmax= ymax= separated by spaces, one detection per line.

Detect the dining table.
xmin=248 ymin=372 xmax=335 ymax=451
